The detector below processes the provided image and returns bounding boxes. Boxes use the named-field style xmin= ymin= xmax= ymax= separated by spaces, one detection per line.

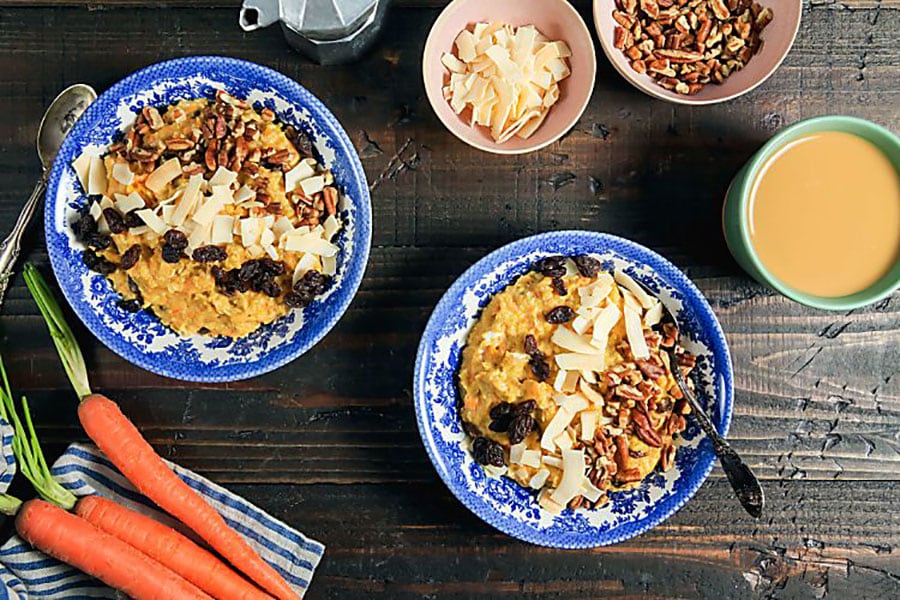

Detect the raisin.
xmin=551 ymin=276 xmax=567 ymax=296
xmin=258 ymin=258 xmax=285 ymax=275
xmin=238 ymin=260 xmax=260 ymax=282
xmin=472 ymin=437 xmax=505 ymax=467
xmin=163 ymin=229 xmax=189 ymax=251
xmin=260 ymin=279 xmax=283 ymax=298
xmin=488 ymin=417 xmax=511 ymax=433
xmin=83 ymin=250 xmax=116 ymax=275
xmin=508 ymin=414 xmax=535 ymax=445
xmin=119 ymin=245 xmax=141 ymax=270
xmin=533 ymin=256 xmax=566 ymax=278
xmin=514 ymin=399 xmax=537 ymax=415
xmin=85 ymin=233 xmax=112 ymax=250
xmin=73 ymin=213 xmax=97 ymax=240
xmin=545 ymin=305 xmax=575 ymax=324
xmin=294 ymin=270 xmax=331 ymax=298
xmin=529 ymin=356 xmax=551 ymax=381
xmin=161 ymin=244 xmax=183 ymax=264
xmin=192 ymin=245 xmax=227 ymax=262
xmin=102 ymin=208 xmax=126 ymax=234
xmin=523 ymin=334 xmax=539 ymax=356
xmin=573 ymin=255 xmax=601 ymax=278
xmin=489 ymin=402 xmax=513 ymax=420
xmin=124 ymin=210 xmax=144 ymax=228
xmin=117 ymin=299 xmax=141 ymax=313
xmin=284 ymin=292 xmax=308 ymax=308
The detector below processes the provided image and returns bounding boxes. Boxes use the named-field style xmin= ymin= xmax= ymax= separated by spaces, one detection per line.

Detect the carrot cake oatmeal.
xmin=70 ymin=91 xmax=343 ymax=338
xmin=458 ymin=255 xmax=697 ymax=513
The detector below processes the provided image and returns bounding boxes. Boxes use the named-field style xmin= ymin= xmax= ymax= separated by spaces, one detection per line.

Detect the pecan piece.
xmin=165 ymin=138 xmax=195 ymax=151
xmin=322 ymin=186 xmax=338 ymax=216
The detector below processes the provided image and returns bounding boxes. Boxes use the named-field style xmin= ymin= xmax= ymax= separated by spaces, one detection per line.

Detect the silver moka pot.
xmin=239 ymin=0 xmax=389 ymax=65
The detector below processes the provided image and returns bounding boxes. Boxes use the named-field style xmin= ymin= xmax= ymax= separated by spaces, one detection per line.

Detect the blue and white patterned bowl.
xmin=44 ymin=56 xmax=371 ymax=382
xmin=413 ymin=231 xmax=733 ymax=547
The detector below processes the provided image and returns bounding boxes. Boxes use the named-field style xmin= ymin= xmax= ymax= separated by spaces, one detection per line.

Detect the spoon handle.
xmin=0 ymin=172 xmax=47 ymax=308
xmin=667 ymin=347 xmax=765 ymax=518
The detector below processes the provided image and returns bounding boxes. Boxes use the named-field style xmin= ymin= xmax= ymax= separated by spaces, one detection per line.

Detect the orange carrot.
xmin=16 ymin=499 xmax=214 ymax=600
xmin=77 ymin=494 xmax=274 ymax=600
xmin=78 ymin=394 xmax=298 ymax=600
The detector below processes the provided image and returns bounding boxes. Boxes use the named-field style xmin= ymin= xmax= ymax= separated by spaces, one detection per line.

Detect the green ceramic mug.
xmin=722 ymin=115 xmax=900 ymax=310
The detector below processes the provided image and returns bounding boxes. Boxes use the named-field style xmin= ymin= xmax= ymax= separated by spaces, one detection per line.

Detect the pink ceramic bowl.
xmin=423 ymin=0 xmax=597 ymax=155
xmin=593 ymin=0 xmax=801 ymax=105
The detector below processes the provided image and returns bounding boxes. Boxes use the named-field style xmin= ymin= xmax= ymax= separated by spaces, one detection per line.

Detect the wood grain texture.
xmin=0 ymin=1 xmax=897 ymax=598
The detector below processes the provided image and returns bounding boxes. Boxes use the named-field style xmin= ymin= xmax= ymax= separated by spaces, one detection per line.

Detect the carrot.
xmin=16 ymin=499 xmax=214 ymax=600
xmin=0 ymin=357 xmax=239 ymax=598
xmin=23 ymin=264 xmax=299 ymax=600
xmin=78 ymin=394 xmax=299 ymax=600
xmin=77 ymin=494 xmax=274 ymax=600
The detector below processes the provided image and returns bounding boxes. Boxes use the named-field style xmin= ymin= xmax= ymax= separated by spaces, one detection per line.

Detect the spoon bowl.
xmin=0 ymin=83 xmax=96 ymax=306
xmin=37 ymin=84 xmax=98 ymax=169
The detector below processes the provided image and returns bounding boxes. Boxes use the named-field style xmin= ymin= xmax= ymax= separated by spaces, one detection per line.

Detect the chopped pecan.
xmin=165 ymin=138 xmax=195 ymax=151
xmin=323 ymin=186 xmax=338 ymax=216
xmin=636 ymin=358 xmax=667 ymax=381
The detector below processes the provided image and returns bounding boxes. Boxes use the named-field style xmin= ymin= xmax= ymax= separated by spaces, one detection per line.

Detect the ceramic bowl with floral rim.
xmin=44 ymin=56 xmax=371 ymax=382
xmin=413 ymin=231 xmax=733 ymax=547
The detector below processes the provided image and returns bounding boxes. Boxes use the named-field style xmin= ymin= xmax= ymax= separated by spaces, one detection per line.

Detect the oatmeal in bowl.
xmin=459 ymin=255 xmax=696 ymax=513
xmin=414 ymin=231 xmax=733 ymax=547
xmin=72 ymin=91 xmax=341 ymax=338
xmin=44 ymin=57 xmax=371 ymax=382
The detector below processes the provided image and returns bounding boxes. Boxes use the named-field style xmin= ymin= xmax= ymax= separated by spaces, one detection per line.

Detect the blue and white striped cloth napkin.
xmin=0 ymin=441 xmax=324 ymax=598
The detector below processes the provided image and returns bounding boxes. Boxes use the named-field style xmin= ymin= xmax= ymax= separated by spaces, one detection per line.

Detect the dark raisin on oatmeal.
xmin=532 ymin=256 xmax=566 ymax=278
xmin=572 ymin=255 xmax=601 ymax=278
xmin=523 ymin=334 xmax=539 ymax=356
xmin=83 ymin=249 xmax=116 ymax=275
xmin=73 ymin=213 xmax=97 ymax=240
xmin=161 ymin=244 xmax=184 ymax=264
xmin=119 ymin=245 xmax=141 ymax=270
xmin=472 ymin=437 xmax=505 ymax=467
xmin=117 ymin=298 xmax=142 ymax=313
xmin=514 ymin=399 xmax=537 ymax=415
xmin=123 ymin=210 xmax=144 ymax=229
xmin=192 ymin=245 xmax=227 ymax=263
xmin=163 ymin=229 xmax=189 ymax=251
xmin=545 ymin=305 xmax=575 ymax=324
xmin=550 ymin=276 xmax=567 ymax=296
xmin=85 ymin=233 xmax=112 ymax=251
xmin=508 ymin=413 xmax=535 ymax=445
xmin=102 ymin=208 xmax=126 ymax=234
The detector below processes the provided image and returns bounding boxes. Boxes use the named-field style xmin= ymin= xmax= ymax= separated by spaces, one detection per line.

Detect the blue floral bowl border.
xmin=413 ymin=231 xmax=734 ymax=548
xmin=44 ymin=56 xmax=372 ymax=382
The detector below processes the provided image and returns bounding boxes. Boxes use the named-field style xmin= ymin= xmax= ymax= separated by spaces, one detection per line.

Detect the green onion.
xmin=23 ymin=264 xmax=92 ymax=400
xmin=0 ymin=494 xmax=21 ymax=516
xmin=0 ymin=355 xmax=76 ymax=510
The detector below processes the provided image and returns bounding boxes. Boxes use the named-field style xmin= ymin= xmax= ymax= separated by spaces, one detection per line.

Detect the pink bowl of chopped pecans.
xmin=594 ymin=0 xmax=801 ymax=105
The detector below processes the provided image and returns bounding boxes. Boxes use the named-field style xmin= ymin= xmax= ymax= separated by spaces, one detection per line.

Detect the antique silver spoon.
xmin=0 ymin=83 xmax=97 ymax=307
xmin=636 ymin=279 xmax=765 ymax=518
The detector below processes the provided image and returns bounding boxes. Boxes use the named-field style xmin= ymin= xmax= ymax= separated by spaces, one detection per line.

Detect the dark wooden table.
xmin=0 ymin=1 xmax=898 ymax=598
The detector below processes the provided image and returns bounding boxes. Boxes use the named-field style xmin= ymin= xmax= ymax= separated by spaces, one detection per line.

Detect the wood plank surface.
xmin=0 ymin=1 xmax=897 ymax=598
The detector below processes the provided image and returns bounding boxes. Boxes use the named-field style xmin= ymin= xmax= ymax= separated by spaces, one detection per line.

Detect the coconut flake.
xmin=144 ymin=158 xmax=181 ymax=195
xmin=299 ymin=175 xmax=326 ymax=197
xmin=624 ymin=306 xmax=650 ymax=360
xmin=521 ymin=450 xmax=542 ymax=468
xmin=284 ymin=159 xmax=317 ymax=192
xmin=578 ymin=379 xmax=606 ymax=406
xmin=550 ymin=449 xmax=586 ymax=505
xmin=211 ymin=215 xmax=235 ymax=244
xmin=87 ymin=157 xmax=107 ymax=196
xmin=580 ymin=410 xmax=597 ymax=441
xmin=111 ymin=163 xmax=134 ymax=186
xmin=135 ymin=209 xmax=167 ymax=235
xmin=172 ymin=175 xmax=203 ymax=226
xmin=644 ymin=301 xmax=663 ymax=327
xmin=552 ymin=326 xmax=601 ymax=355
xmin=292 ymin=253 xmax=319 ymax=285
xmin=72 ymin=151 xmax=93 ymax=190
xmin=555 ymin=353 xmax=603 ymax=373
xmin=590 ymin=303 xmax=621 ymax=351
xmin=114 ymin=192 xmax=146 ymax=214
xmin=614 ymin=270 xmax=657 ymax=309
xmin=529 ymin=468 xmax=550 ymax=489
xmin=233 ymin=185 xmax=256 ymax=204
xmin=208 ymin=166 xmax=238 ymax=188
xmin=540 ymin=407 xmax=575 ymax=451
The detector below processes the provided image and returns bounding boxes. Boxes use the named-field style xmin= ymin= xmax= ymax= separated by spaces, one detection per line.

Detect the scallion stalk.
xmin=22 ymin=264 xmax=92 ymax=400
